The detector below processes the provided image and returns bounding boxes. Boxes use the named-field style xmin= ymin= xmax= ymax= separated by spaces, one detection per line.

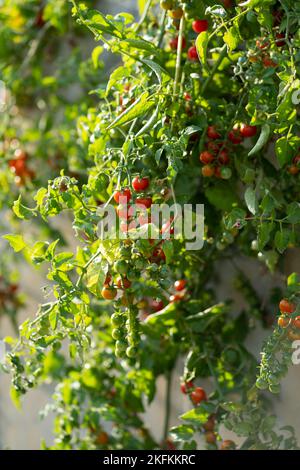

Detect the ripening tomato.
xmin=132 ymin=176 xmax=150 ymax=192
xmin=203 ymin=416 xmax=215 ymax=432
xmin=207 ymin=125 xmax=221 ymax=140
xmin=292 ymin=316 xmax=300 ymax=329
xmin=96 ymin=431 xmax=109 ymax=445
xmin=136 ymin=196 xmax=152 ymax=208
xmin=187 ymin=46 xmax=198 ymax=61
xmin=174 ymin=279 xmax=186 ymax=291
xmin=240 ymin=124 xmax=257 ymax=138
xmin=202 ymin=165 xmax=214 ymax=177
xmin=278 ymin=315 xmax=290 ymax=328
xmin=199 ymin=151 xmax=214 ymax=164
xmin=220 ymin=440 xmax=236 ymax=450
xmin=192 ymin=19 xmax=208 ymax=34
xmin=180 ymin=380 xmax=194 ymax=394
xmin=101 ymin=286 xmax=117 ymax=300
xmin=168 ymin=8 xmax=183 ymax=19
xmin=288 ymin=165 xmax=299 ymax=175
xmin=190 ymin=387 xmax=207 ymax=405
xmin=205 ymin=432 xmax=216 ymax=444
xmin=262 ymin=55 xmax=277 ymax=68
xmin=117 ymin=277 xmax=131 ymax=289
xmin=113 ymin=188 xmax=131 ymax=204
xmin=170 ymin=36 xmax=186 ymax=50
xmin=279 ymin=299 xmax=296 ymax=314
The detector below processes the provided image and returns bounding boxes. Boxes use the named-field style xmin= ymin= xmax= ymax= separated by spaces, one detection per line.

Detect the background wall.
xmin=0 ymin=0 xmax=299 ymax=450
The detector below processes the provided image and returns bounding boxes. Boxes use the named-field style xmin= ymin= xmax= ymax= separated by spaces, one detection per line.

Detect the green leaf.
xmin=205 ymin=182 xmax=239 ymax=211
xmin=107 ymin=91 xmax=154 ymax=129
xmin=49 ymin=306 xmax=59 ymax=330
xmin=180 ymin=403 xmax=214 ymax=423
xmin=244 ymin=187 xmax=257 ymax=215
xmin=91 ymin=45 xmax=104 ymax=69
xmin=12 ymin=196 xmax=33 ymax=220
xmin=161 ymin=239 xmax=173 ymax=264
xmin=224 ymin=25 xmax=240 ymax=52
xmin=196 ymin=31 xmax=209 ymax=65
xmin=3 ymin=234 xmax=26 ymax=252
xmin=275 ymin=136 xmax=300 ymax=167
xmin=274 ymin=229 xmax=290 ymax=253
xmin=170 ymin=425 xmax=195 ymax=442
xmin=286 ymin=202 xmax=300 ymax=224
xmin=137 ymin=0 xmax=147 ymax=15
xmin=224 ymin=208 xmax=247 ymax=230
xmin=257 ymin=223 xmax=274 ymax=250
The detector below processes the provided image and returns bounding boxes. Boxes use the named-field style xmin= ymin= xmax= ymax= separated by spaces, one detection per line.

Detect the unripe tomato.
xmin=220 ymin=167 xmax=232 ymax=180
xmin=136 ymin=197 xmax=152 ymax=208
xmin=191 ymin=386 xmax=207 ymax=405
xmin=205 ymin=431 xmax=216 ymax=444
xmin=101 ymin=286 xmax=117 ymax=300
xmin=240 ymin=123 xmax=257 ymax=138
xmin=192 ymin=19 xmax=208 ymax=34
xmin=132 ymin=176 xmax=150 ymax=192
xmin=200 ymin=151 xmax=214 ymax=164
xmin=126 ymin=346 xmax=138 ymax=358
xmin=174 ymin=279 xmax=186 ymax=291
xmin=180 ymin=380 xmax=194 ymax=394
xmin=113 ymin=188 xmax=131 ymax=204
xmin=114 ymin=260 xmax=129 ymax=275
xmin=207 ymin=125 xmax=221 ymax=140
xmin=168 ymin=8 xmax=183 ymax=19
xmin=277 ymin=315 xmax=290 ymax=328
xmin=187 ymin=46 xmax=198 ymax=61
xmin=279 ymin=299 xmax=296 ymax=314
xmin=202 ymin=165 xmax=214 ymax=177
xmin=220 ymin=439 xmax=236 ymax=450
xmin=160 ymin=0 xmax=173 ymax=10
xmin=292 ymin=316 xmax=300 ymax=329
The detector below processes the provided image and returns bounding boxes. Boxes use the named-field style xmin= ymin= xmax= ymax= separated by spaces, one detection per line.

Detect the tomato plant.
xmin=1 ymin=0 xmax=300 ymax=451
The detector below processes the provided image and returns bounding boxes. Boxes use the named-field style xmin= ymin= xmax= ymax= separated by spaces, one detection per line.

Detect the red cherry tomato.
xmin=191 ymin=387 xmax=207 ymax=405
xmin=174 ymin=279 xmax=186 ymax=291
xmin=279 ymin=299 xmax=296 ymax=314
xmin=228 ymin=129 xmax=243 ymax=144
xmin=192 ymin=19 xmax=208 ymax=34
xmin=132 ymin=176 xmax=150 ymax=192
xmin=180 ymin=380 xmax=194 ymax=394
xmin=113 ymin=188 xmax=131 ymax=204
xmin=207 ymin=125 xmax=221 ymax=140
xmin=240 ymin=124 xmax=257 ymax=138
xmin=187 ymin=46 xmax=198 ymax=61
xmin=136 ymin=197 xmax=152 ymax=208
xmin=199 ymin=151 xmax=214 ymax=164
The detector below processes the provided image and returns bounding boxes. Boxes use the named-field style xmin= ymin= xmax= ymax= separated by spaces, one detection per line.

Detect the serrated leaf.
xmin=3 ymin=234 xmax=26 ymax=252
xmin=274 ymin=229 xmax=290 ymax=253
xmin=170 ymin=425 xmax=195 ymax=442
xmin=107 ymin=91 xmax=154 ymax=129
xmin=224 ymin=25 xmax=240 ymax=51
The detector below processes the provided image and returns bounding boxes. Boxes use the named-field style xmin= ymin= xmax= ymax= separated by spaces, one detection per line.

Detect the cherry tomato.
xmin=202 ymin=165 xmax=214 ymax=177
xmin=205 ymin=431 xmax=216 ymax=444
xmin=160 ymin=0 xmax=172 ymax=10
xmin=292 ymin=316 xmax=300 ymax=329
xmin=113 ymin=188 xmax=131 ymax=204
xmin=190 ymin=386 xmax=207 ymax=405
xmin=206 ymin=141 xmax=220 ymax=154
xmin=228 ymin=129 xmax=243 ymax=144
xmin=192 ymin=20 xmax=208 ymax=34
xmin=275 ymin=33 xmax=285 ymax=47
xmin=117 ymin=277 xmax=131 ymax=289
xmin=207 ymin=125 xmax=221 ymax=140
xmin=96 ymin=431 xmax=109 ymax=445
xmin=183 ymin=91 xmax=191 ymax=101
xmin=279 ymin=299 xmax=296 ymax=314
xmin=169 ymin=294 xmax=182 ymax=303
xmin=256 ymin=39 xmax=269 ymax=50
xmin=220 ymin=439 xmax=236 ymax=450
xmin=168 ymin=8 xmax=183 ymax=19
xmin=277 ymin=315 xmax=290 ymax=328
xmin=180 ymin=380 xmax=194 ymax=394
xmin=116 ymin=204 xmax=130 ymax=220
xmin=136 ymin=197 xmax=152 ymax=208
xmin=151 ymin=299 xmax=164 ymax=312
xmin=203 ymin=416 xmax=215 ymax=431
xmin=262 ymin=56 xmax=277 ymax=68
xmin=288 ymin=165 xmax=299 ymax=175
xmin=218 ymin=149 xmax=230 ymax=165
xmin=240 ymin=124 xmax=257 ymax=138
xmin=101 ymin=286 xmax=117 ymax=300
xmin=187 ymin=46 xmax=198 ymax=61
xmin=132 ymin=176 xmax=150 ymax=192
xmin=170 ymin=36 xmax=186 ymax=50
xmin=174 ymin=279 xmax=186 ymax=291
xmin=200 ymin=151 xmax=214 ymax=164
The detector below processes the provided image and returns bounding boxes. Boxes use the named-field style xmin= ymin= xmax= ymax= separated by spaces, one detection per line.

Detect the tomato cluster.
xmin=277 ymin=298 xmax=300 ymax=340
